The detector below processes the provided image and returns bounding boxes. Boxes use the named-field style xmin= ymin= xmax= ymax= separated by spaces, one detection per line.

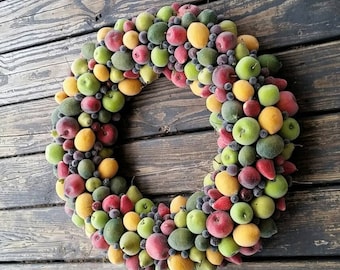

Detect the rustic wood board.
xmin=0 ymin=186 xmax=339 ymax=262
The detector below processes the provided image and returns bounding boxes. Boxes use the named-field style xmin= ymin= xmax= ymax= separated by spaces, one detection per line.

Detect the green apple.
xmin=218 ymin=236 xmax=240 ymax=257
xmin=232 ymin=117 xmax=260 ymax=145
xmin=257 ymin=84 xmax=280 ymax=106
xmin=256 ymin=134 xmax=284 ymax=159
xmin=186 ymin=209 xmax=207 ymax=234
xmin=184 ymin=61 xmax=199 ymax=81
xmin=238 ymin=145 xmax=256 ymax=167
xmin=71 ymin=213 xmax=84 ymax=228
xmin=102 ymin=90 xmax=125 ymax=112
xmin=45 ymin=143 xmax=64 ymax=165
xmin=113 ymin=18 xmax=127 ymax=32
xmin=235 ymin=56 xmax=261 ymax=80
xmin=77 ymin=72 xmax=101 ymax=96
xmin=221 ymin=146 xmax=238 ymax=166
xmin=71 ymin=57 xmax=88 ymax=76
xmin=219 ymin=19 xmax=238 ymax=35
xmin=264 ymin=174 xmax=288 ymax=199
xmin=156 ymin=5 xmax=174 ymax=22
xmin=135 ymin=12 xmax=155 ymax=32
xmin=279 ymin=117 xmax=300 ymax=141
xmin=135 ymin=198 xmax=154 ymax=214
xmin=91 ymin=210 xmax=109 ymax=230
xmin=151 ymin=46 xmax=169 ymax=67
xmin=110 ymin=67 xmax=124 ymax=83
xmin=258 ymin=54 xmax=282 ymax=74
xmin=93 ymin=45 xmax=113 ymax=65
xmin=85 ymin=177 xmax=102 ymax=192
xmin=78 ymin=112 xmax=92 ymax=127
xmin=137 ymin=217 xmax=155 ymax=239
xmin=230 ymin=202 xmax=254 ymax=224
xmin=251 ymin=195 xmax=275 ymax=219
xmin=119 ymin=231 xmax=141 ymax=256
xmin=174 ymin=208 xmax=188 ymax=228
xmin=198 ymin=67 xmax=213 ymax=85
xmin=221 ymin=100 xmax=243 ymax=123
xmin=203 ymin=172 xmax=214 ymax=187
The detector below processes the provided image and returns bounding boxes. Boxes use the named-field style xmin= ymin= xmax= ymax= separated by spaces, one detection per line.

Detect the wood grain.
xmin=0 ymin=186 xmax=339 ymax=262
xmin=0 ymin=113 xmax=338 ymax=209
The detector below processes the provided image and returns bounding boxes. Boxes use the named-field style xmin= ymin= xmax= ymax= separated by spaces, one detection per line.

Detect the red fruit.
xmin=276 ymin=91 xmax=299 ymax=116
xmin=57 ymin=161 xmax=69 ymax=178
xmin=92 ymin=201 xmax=102 ymax=211
xmin=256 ymin=158 xmax=276 ymax=180
xmin=123 ymin=20 xmax=135 ymax=32
xmin=102 ymin=194 xmax=121 ymax=212
xmin=214 ymin=87 xmax=227 ymax=102
xmin=206 ymin=210 xmax=234 ymax=238
xmin=120 ymin=194 xmax=134 ymax=214
xmin=166 ymin=25 xmax=187 ymax=46
xmin=174 ymin=45 xmax=188 ymax=64
xmin=91 ymin=230 xmax=109 ymax=250
xmin=276 ymin=197 xmax=286 ymax=211
xmin=243 ymin=99 xmax=261 ymax=118
xmin=215 ymin=31 xmax=237 ymax=53
xmin=200 ymin=85 xmax=211 ymax=98
xmin=64 ymin=174 xmax=85 ymax=198
xmin=207 ymin=188 xmax=223 ymax=200
xmin=177 ymin=4 xmax=201 ymax=17
xmin=62 ymin=139 xmax=74 ymax=151
xmin=238 ymin=166 xmax=261 ymax=189
xmin=225 ymin=253 xmax=243 ymax=265
xmin=145 ymin=233 xmax=170 ymax=260
xmin=158 ymin=202 xmax=170 ymax=217
xmin=217 ymin=129 xmax=233 ymax=148
xmin=171 ymin=71 xmax=187 ymax=88
xmin=123 ymin=70 xmax=139 ymax=79
xmin=64 ymin=203 xmax=74 ymax=217
xmin=132 ymin=44 xmax=150 ymax=65
xmin=81 ymin=96 xmax=101 ymax=114
xmin=162 ymin=67 xmax=172 ymax=80
xmin=264 ymin=76 xmax=287 ymax=91
xmin=274 ymin=155 xmax=285 ymax=166
xmin=56 ymin=116 xmax=80 ymax=139
xmin=171 ymin=2 xmax=181 ymax=12
xmin=282 ymin=160 xmax=297 ymax=175
xmin=91 ymin=121 xmax=101 ymax=132
xmin=212 ymin=65 xmax=237 ymax=89
xmin=239 ymin=188 xmax=253 ymax=202
xmin=211 ymin=196 xmax=232 ymax=211
xmin=88 ymin=58 xmax=96 ymax=70
xmin=239 ymin=240 xmax=262 ymax=256
xmin=96 ymin=123 xmax=118 ymax=146
xmin=104 ymin=30 xmax=123 ymax=52
xmin=125 ymin=255 xmax=139 ymax=270
xmin=160 ymin=219 xmax=176 ymax=235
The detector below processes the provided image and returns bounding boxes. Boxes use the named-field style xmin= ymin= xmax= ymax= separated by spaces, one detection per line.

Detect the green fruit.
xmin=221 ymin=146 xmax=238 ymax=166
xmin=111 ymin=51 xmax=134 ymax=71
xmin=51 ymin=107 xmax=60 ymax=128
xmin=232 ymin=117 xmax=261 ymax=146
xmin=113 ymin=18 xmax=127 ymax=31
xmin=168 ymin=228 xmax=195 ymax=251
xmin=77 ymin=159 xmax=95 ymax=179
xmin=147 ymin=22 xmax=168 ymax=45
xmin=85 ymin=177 xmax=102 ymax=192
xmin=109 ymin=67 xmax=124 ymax=83
xmin=119 ymin=231 xmax=141 ymax=256
xmin=203 ymin=173 xmax=214 ymax=187
xmin=92 ymin=186 xmax=111 ymax=201
xmin=81 ymin=42 xmax=96 ymax=60
xmin=184 ymin=61 xmax=199 ymax=81
xmin=221 ymin=100 xmax=243 ymax=123
xmin=174 ymin=208 xmax=188 ymax=228
xmin=71 ymin=213 xmax=84 ymax=228
xmin=137 ymin=217 xmax=155 ymax=239
xmin=135 ymin=12 xmax=155 ymax=32
xmin=98 ymin=109 xmax=112 ymax=124
xmin=197 ymin=47 xmax=218 ymax=67
xmin=238 ymin=145 xmax=256 ymax=167
xmin=45 ymin=143 xmax=64 ymax=165
xmin=139 ymin=249 xmax=154 ymax=268
xmin=257 ymin=84 xmax=280 ymax=106
xmin=151 ymin=46 xmax=169 ymax=67
xmin=93 ymin=45 xmax=113 ymax=65
xmin=197 ymin=67 xmax=212 ymax=85
xmin=103 ymin=217 xmax=125 ymax=245
xmin=135 ymin=198 xmax=154 ymax=214
xmin=251 ymin=195 xmax=275 ymax=219
xmin=59 ymin=97 xmax=81 ymax=116
xmin=186 ymin=191 xmax=204 ymax=211
xmin=195 ymin=258 xmax=217 ymax=270
xmin=258 ymin=54 xmax=282 ymax=74
xmin=181 ymin=12 xmax=198 ymax=28
xmin=110 ymin=175 xmax=128 ymax=195
xmin=279 ymin=117 xmax=300 ymax=141
xmin=258 ymin=217 xmax=278 ymax=238
xmin=212 ymin=154 xmax=222 ymax=171
xmin=197 ymin=9 xmax=218 ymax=25
xmin=78 ymin=112 xmax=93 ymax=127
xmin=91 ymin=210 xmax=109 ymax=230
xmin=156 ymin=6 xmax=174 ymax=22
xmin=234 ymin=42 xmax=249 ymax=61
xmin=218 ymin=236 xmax=240 ymax=257
xmin=71 ymin=57 xmax=88 ymax=76
xmin=77 ymin=72 xmax=101 ymax=96
xmin=264 ymin=174 xmax=288 ymax=199
xmin=102 ymin=90 xmax=125 ymax=113
xmin=219 ymin=19 xmax=238 ymax=35
xmin=126 ymin=185 xmax=143 ymax=204
xmin=186 ymin=209 xmax=207 ymax=234
xmin=194 ymin=234 xmax=210 ymax=251
xmin=209 ymin=112 xmax=223 ymax=131
xmin=189 ymin=246 xmax=205 ymax=263
xmin=256 ymin=134 xmax=284 ymax=159
xmin=139 ymin=64 xmax=159 ymax=84
xmin=280 ymin=142 xmax=295 ymax=160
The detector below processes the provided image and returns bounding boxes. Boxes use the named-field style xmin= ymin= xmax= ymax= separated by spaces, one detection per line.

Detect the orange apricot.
xmin=258 ymin=106 xmax=283 ymax=134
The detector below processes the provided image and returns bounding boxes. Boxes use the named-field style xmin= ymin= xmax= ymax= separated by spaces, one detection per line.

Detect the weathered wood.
xmin=0 ymin=41 xmax=339 ymax=158
xmin=0 ymin=260 xmax=339 ymax=270
xmin=0 ymin=0 xmax=338 ymax=54
xmin=0 ymin=186 xmax=339 ymax=262
xmin=0 ymin=113 xmax=338 ymax=209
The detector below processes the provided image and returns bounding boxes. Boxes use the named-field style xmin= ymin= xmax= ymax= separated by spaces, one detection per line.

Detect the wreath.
xmin=45 ymin=2 xmax=300 ymax=269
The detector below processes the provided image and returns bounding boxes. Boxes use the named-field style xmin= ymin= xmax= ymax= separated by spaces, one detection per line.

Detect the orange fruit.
xmin=97 ymin=158 xmax=119 ymax=179
xmin=118 ymin=79 xmax=143 ymax=96
xmin=206 ymin=247 xmax=224 ymax=265
xmin=97 ymin=27 xmax=113 ymax=42
xmin=107 ymin=245 xmax=124 ymax=265
xmin=206 ymin=93 xmax=222 ymax=113
xmin=62 ymin=76 xmax=79 ymax=96
xmin=75 ymin=192 xmax=94 ymax=219
xmin=237 ymin=34 xmax=259 ymax=51
xmin=93 ymin=64 xmax=110 ymax=82
xmin=214 ymin=171 xmax=240 ymax=196
xmin=123 ymin=211 xmax=141 ymax=231
xmin=232 ymin=79 xmax=254 ymax=102
xmin=167 ymin=254 xmax=195 ymax=270
xmin=74 ymin=128 xmax=96 ymax=152
xmin=122 ymin=30 xmax=140 ymax=50
xmin=187 ymin=22 xmax=209 ymax=49
xmin=258 ymin=106 xmax=283 ymax=134
xmin=232 ymin=223 xmax=261 ymax=247
xmin=54 ymin=90 xmax=68 ymax=104
xmin=170 ymin=195 xmax=187 ymax=214
xmin=190 ymin=80 xmax=203 ymax=97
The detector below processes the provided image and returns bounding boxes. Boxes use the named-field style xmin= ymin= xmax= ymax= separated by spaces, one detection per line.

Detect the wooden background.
xmin=0 ymin=0 xmax=339 ymax=269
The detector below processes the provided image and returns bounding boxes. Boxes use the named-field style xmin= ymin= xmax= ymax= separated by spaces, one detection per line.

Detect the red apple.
xmin=206 ymin=210 xmax=234 ymax=238
xmin=102 ymin=194 xmax=121 ymax=212
xmin=91 ymin=230 xmax=109 ymax=250
xmin=96 ymin=123 xmax=118 ymax=146
xmin=276 ymin=91 xmax=299 ymax=116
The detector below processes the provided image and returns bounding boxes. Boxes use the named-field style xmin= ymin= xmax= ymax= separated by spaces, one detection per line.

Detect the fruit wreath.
xmin=45 ymin=2 xmax=301 ymax=269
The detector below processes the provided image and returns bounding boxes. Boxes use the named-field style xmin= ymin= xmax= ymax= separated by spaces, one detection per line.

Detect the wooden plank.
xmin=0 ymin=0 xmax=338 ymax=54
xmin=0 ymin=113 xmax=339 ymax=209
xmin=0 ymin=41 xmax=339 ymax=157
xmin=0 ymin=186 xmax=339 ymax=261
xmin=0 ymin=260 xmax=339 ymax=270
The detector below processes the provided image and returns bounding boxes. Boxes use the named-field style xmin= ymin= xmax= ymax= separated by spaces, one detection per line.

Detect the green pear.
xmin=126 ymin=185 xmax=143 ymax=204
xmin=139 ymin=64 xmax=159 ymax=84
xmin=189 ymin=246 xmax=205 ymax=263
